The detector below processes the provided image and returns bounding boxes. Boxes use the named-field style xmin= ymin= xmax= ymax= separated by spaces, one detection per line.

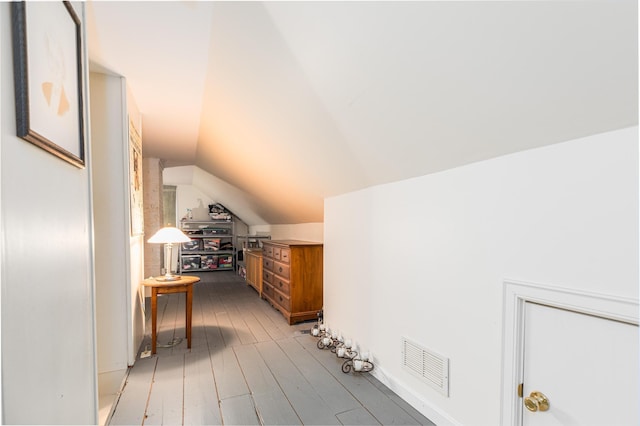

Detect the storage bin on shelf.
xmin=181 ymin=255 xmax=201 ymax=271
xmin=218 ymin=254 xmax=233 ymax=269
xmin=181 ymin=240 xmax=201 ymax=251
xmin=201 ymin=255 xmax=218 ymax=269
xmin=202 ymin=238 xmax=220 ymax=251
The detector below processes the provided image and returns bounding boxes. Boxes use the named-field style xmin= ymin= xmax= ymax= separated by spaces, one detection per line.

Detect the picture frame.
xmin=11 ymin=1 xmax=85 ymax=168
xmin=129 ymin=117 xmax=144 ymax=236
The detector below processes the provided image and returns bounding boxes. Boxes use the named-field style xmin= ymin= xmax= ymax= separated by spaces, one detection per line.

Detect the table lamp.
xmin=147 ymin=226 xmax=191 ymax=281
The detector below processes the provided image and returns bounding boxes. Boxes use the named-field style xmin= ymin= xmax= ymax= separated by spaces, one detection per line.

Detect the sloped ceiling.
xmin=87 ymin=1 xmax=638 ymax=225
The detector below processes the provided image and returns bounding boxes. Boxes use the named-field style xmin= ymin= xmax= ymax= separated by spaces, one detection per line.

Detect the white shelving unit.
xmin=179 ymin=220 xmax=235 ymax=272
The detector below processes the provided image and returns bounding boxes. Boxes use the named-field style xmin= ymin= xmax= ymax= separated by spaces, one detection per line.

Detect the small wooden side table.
xmin=142 ymin=275 xmax=200 ymax=354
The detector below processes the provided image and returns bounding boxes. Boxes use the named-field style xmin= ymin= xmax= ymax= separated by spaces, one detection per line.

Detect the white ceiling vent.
xmin=402 ymin=337 xmax=449 ymax=396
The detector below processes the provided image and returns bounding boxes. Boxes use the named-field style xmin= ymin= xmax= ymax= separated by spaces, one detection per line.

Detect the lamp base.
xmin=154 ymin=274 xmax=181 ymax=282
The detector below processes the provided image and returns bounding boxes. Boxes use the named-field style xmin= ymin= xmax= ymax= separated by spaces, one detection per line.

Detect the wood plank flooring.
xmin=107 ymin=271 xmax=435 ymax=426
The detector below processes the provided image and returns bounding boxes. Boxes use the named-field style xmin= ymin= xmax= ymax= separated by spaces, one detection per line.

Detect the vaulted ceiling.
xmin=86 ymin=1 xmax=638 ymax=225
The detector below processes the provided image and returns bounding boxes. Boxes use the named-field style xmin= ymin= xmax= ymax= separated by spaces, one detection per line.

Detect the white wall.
xmin=0 ymin=3 xmax=98 ymax=424
xmin=165 ymin=165 xmax=323 ymax=242
xmin=324 ymin=127 xmax=638 ymax=426
xmin=127 ymin=88 xmax=146 ymax=363
xmin=174 ymin=184 xmax=324 ymax=242
xmin=90 ymin=72 xmax=145 ymax=377
xmin=165 ymin=165 xmax=269 ymax=226
xmin=175 ymin=183 xmax=214 ymax=222
xmin=251 ymin=223 xmax=323 ymax=242
xmin=0 ymin=11 xmax=4 ymax=419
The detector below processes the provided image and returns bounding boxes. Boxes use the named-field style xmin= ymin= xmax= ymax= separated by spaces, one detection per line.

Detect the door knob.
xmin=524 ymin=391 xmax=549 ymax=412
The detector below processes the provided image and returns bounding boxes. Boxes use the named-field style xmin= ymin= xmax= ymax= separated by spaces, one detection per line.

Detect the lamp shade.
xmin=147 ymin=227 xmax=191 ymax=244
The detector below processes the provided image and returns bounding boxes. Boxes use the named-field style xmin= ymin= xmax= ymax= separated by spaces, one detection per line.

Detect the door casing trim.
xmin=500 ymin=279 xmax=638 ymax=426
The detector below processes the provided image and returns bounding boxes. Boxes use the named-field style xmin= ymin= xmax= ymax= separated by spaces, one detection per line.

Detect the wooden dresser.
xmin=261 ymin=240 xmax=323 ymax=324
xmin=244 ymin=248 xmax=263 ymax=296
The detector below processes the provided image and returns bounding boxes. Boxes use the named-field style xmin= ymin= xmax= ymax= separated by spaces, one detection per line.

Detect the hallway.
xmin=106 ymin=271 xmax=434 ymax=425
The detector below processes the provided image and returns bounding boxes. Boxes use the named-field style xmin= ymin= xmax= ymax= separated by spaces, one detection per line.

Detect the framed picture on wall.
xmin=129 ymin=117 xmax=144 ymax=236
xmin=11 ymin=1 xmax=86 ymax=168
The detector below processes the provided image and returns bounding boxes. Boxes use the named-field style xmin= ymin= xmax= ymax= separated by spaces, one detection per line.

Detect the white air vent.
xmin=402 ymin=337 xmax=449 ymax=396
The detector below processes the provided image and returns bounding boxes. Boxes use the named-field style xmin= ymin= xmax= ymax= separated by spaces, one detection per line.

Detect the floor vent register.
xmin=402 ymin=336 xmax=449 ymax=396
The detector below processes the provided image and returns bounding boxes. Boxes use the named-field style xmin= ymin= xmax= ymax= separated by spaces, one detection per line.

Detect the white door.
xmin=522 ymin=302 xmax=639 ymax=426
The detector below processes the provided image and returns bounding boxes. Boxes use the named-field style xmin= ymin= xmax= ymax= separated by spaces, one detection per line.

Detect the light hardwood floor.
xmin=106 ymin=271 xmax=435 ymax=425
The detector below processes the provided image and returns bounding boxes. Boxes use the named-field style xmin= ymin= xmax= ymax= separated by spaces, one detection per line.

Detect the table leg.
xmin=151 ymin=288 xmax=158 ymax=354
xmin=186 ymin=285 xmax=193 ymax=348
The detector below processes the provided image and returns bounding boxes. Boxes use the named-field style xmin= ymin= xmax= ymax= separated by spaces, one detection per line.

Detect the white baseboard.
xmin=98 ymin=368 xmax=128 ymax=426
xmin=371 ymin=366 xmax=462 ymax=426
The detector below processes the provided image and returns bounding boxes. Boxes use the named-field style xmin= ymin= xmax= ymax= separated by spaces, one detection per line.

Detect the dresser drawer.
xmin=273 ymin=246 xmax=281 ymax=260
xmin=264 ymin=245 xmax=274 ymax=258
xmin=272 ymin=288 xmax=291 ymax=311
xmin=263 ymin=257 xmax=273 ymax=271
xmin=280 ymin=248 xmax=290 ymax=263
xmin=262 ymin=282 xmax=274 ymax=299
xmin=263 ymin=269 xmax=273 ymax=284
xmin=273 ymin=276 xmax=290 ymax=296
xmin=273 ymin=261 xmax=290 ymax=279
